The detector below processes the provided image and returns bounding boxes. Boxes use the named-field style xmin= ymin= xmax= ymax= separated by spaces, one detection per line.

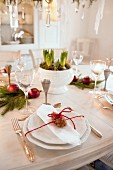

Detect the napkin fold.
xmin=36 ymin=104 xmax=81 ymax=145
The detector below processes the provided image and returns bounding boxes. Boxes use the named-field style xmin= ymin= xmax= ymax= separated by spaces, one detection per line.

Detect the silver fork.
xmin=11 ymin=118 xmax=35 ymax=162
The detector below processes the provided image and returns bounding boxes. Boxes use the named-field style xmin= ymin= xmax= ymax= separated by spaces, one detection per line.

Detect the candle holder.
xmin=104 ymin=69 xmax=110 ymax=91
xmin=41 ymin=79 xmax=51 ymax=105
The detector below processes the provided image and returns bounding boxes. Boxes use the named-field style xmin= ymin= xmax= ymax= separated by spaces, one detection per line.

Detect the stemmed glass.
xmin=72 ymin=51 xmax=84 ymax=76
xmin=15 ymin=55 xmax=28 ymax=71
xmin=90 ymin=60 xmax=106 ymax=96
xmin=15 ymin=68 xmax=36 ymax=115
xmin=41 ymin=79 xmax=51 ymax=105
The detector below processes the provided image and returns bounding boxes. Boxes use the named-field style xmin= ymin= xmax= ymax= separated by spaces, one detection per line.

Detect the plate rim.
xmin=27 ymin=112 xmax=90 ymax=145
xmin=23 ymin=116 xmax=91 ymax=150
xmin=23 ymin=118 xmax=78 ymax=150
xmin=105 ymin=92 xmax=113 ymax=104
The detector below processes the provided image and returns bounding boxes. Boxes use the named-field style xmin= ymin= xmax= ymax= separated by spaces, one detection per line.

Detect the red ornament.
xmin=82 ymin=76 xmax=91 ymax=85
xmin=7 ymin=84 xmax=19 ymax=92
xmin=73 ymin=75 xmax=78 ymax=82
xmin=28 ymin=88 xmax=40 ymax=99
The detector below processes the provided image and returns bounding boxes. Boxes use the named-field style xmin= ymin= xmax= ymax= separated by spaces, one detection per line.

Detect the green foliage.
xmin=60 ymin=51 xmax=68 ymax=67
xmin=70 ymin=77 xmax=103 ymax=90
xmin=40 ymin=49 xmax=71 ymax=71
xmin=0 ymin=86 xmax=26 ymax=115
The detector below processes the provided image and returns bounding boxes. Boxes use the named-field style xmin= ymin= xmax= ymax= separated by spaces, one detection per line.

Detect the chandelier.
xmin=72 ymin=0 xmax=97 ymax=13
xmin=1 ymin=0 xmax=61 ymax=28
xmin=1 ymin=0 xmax=105 ymax=34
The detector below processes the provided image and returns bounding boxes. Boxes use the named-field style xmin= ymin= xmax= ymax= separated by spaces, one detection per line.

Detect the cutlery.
xmin=11 ymin=118 xmax=35 ymax=162
xmin=53 ymin=103 xmax=62 ymax=108
xmin=96 ymin=96 xmax=113 ymax=111
xmin=89 ymin=123 xmax=103 ymax=138
xmin=18 ymin=115 xmax=30 ymax=121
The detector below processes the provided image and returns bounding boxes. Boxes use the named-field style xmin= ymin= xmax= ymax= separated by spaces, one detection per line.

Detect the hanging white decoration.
xmin=94 ymin=0 xmax=106 ymax=34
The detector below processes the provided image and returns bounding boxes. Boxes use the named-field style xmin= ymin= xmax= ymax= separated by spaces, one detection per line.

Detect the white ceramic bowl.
xmin=39 ymin=67 xmax=74 ymax=94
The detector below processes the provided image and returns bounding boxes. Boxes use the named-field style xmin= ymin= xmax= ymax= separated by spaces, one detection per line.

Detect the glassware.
xmin=16 ymin=55 xmax=28 ymax=71
xmin=41 ymin=79 xmax=51 ymax=105
xmin=104 ymin=69 xmax=110 ymax=91
xmin=90 ymin=60 xmax=106 ymax=96
xmin=72 ymin=51 xmax=83 ymax=76
xmin=15 ymin=68 xmax=35 ymax=115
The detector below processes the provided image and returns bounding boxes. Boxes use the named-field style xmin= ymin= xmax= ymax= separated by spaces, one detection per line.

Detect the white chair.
xmin=0 ymin=50 xmax=21 ymax=67
xmin=100 ymin=153 xmax=113 ymax=169
xmin=76 ymin=38 xmax=96 ymax=64
xmin=29 ymin=48 xmax=67 ymax=68
xmin=29 ymin=49 xmax=43 ymax=68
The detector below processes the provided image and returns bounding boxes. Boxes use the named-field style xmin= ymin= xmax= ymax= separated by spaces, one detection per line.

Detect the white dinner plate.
xmin=105 ymin=91 xmax=113 ymax=105
xmin=27 ymin=112 xmax=89 ymax=145
xmin=28 ymin=113 xmax=65 ymax=144
xmin=23 ymin=116 xmax=91 ymax=150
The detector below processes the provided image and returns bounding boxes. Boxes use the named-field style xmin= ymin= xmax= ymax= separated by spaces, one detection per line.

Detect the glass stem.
xmin=76 ymin=65 xmax=78 ymax=76
xmin=94 ymin=76 xmax=98 ymax=93
xmin=45 ymin=92 xmax=47 ymax=104
xmin=25 ymin=91 xmax=28 ymax=111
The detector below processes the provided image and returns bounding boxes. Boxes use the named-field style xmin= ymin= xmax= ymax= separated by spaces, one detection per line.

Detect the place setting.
xmin=12 ymin=65 xmax=90 ymax=152
xmin=89 ymin=59 xmax=113 ymax=111
xmin=22 ymin=98 xmax=91 ymax=150
xmin=96 ymin=90 xmax=113 ymax=111
xmin=105 ymin=91 xmax=113 ymax=105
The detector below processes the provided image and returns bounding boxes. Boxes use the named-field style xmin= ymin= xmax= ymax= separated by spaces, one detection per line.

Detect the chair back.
xmin=0 ymin=50 xmax=20 ymax=62
xmin=29 ymin=49 xmax=43 ymax=68
xmin=0 ymin=50 xmax=21 ymax=68
xmin=76 ymin=38 xmax=96 ymax=64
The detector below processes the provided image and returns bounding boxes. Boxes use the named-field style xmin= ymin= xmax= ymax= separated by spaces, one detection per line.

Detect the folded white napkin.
xmin=36 ymin=104 xmax=81 ymax=145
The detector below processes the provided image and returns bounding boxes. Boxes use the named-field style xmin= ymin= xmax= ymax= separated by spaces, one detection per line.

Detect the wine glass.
xmin=72 ymin=51 xmax=84 ymax=76
xmin=15 ymin=68 xmax=36 ymax=115
xmin=15 ymin=55 xmax=27 ymax=71
xmin=90 ymin=60 xmax=106 ymax=96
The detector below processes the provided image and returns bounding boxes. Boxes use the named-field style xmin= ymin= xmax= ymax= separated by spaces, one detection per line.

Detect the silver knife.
xmin=89 ymin=123 xmax=103 ymax=138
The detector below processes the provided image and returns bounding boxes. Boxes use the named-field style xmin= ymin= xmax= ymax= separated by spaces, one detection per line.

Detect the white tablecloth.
xmin=0 ymin=65 xmax=113 ymax=170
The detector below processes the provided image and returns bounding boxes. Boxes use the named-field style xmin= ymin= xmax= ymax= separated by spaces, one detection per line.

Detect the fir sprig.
xmin=0 ymin=86 xmax=26 ymax=115
xmin=70 ymin=76 xmax=103 ymax=90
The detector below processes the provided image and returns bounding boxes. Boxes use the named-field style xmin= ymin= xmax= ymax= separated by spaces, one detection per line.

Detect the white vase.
xmin=39 ymin=67 xmax=74 ymax=94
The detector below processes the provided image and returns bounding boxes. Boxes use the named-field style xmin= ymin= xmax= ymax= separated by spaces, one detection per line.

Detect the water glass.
xmin=72 ymin=51 xmax=83 ymax=76
xmin=90 ymin=60 xmax=106 ymax=96
xmin=15 ymin=68 xmax=35 ymax=115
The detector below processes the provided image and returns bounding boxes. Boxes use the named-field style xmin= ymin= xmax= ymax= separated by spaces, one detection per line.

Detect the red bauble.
xmin=73 ymin=75 xmax=78 ymax=82
xmin=82 ymin=76 xmax=91 ymax=85
xmin=7 ymin=84 xmax=19 ymax=92
xmin=28 ymin=88 xmax=40 ymax=99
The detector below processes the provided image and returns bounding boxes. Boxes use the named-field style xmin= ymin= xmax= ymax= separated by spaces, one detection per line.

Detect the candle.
xmin=93 ymin=63 xmax=103 ymax=75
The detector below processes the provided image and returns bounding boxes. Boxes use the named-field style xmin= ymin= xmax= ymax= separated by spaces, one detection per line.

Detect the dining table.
xmin=0 ymin=65 xmax=113 ymax=170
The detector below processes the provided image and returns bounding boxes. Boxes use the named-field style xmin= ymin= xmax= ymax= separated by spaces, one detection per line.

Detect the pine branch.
xmin=0 ymin=86 xmax=27 ymax=115
xmin=70 ymin=78 xmax=103 ymax=90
